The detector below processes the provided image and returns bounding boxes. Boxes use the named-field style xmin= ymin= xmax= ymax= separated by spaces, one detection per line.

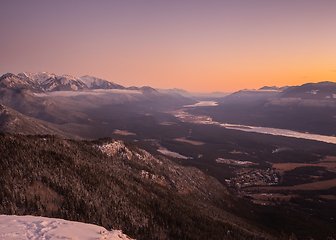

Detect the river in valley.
xmin=173 ymin=103 xmax=336 ymax=144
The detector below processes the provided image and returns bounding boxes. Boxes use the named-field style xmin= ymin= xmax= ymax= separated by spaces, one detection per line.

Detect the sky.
xmin=1 ymin=0 xmax=336 ymax=92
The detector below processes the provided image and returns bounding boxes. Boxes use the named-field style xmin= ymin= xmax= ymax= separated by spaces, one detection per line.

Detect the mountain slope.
xmin=264 ymin=81 xmax=336 ymax=108
xmin=0 ymin=88 xmax=89 ymax=124
xmin=0 ymin=133 xmax=274 ymax=240
xmin=0 ymin=104 xmax=83 ymax=138
xmin=219 ymin=89 xmax=281 ymax=105
xmin=280 ymin=81 xmax=336 ymax=100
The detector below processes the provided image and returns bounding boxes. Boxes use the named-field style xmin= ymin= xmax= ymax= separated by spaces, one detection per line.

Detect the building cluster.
xmin=172 ymin=110 xmax=214 ymax=125
xmin=226 ymin=168 xmax=278 ymax=188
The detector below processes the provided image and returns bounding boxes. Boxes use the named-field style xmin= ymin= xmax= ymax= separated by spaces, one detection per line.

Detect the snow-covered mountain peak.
xmin=19 ymin=71 xmax=57 ymax=84
xmin=79 ymin=75 xmax=126 ymax=90
xmin=79 ymin=75 xmax=104 ymax=87
xmin=58 ymin=74 xmax=84 ymax=85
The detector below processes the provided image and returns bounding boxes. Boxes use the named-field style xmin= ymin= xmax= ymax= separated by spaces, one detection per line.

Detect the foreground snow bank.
xmin=0 ymin=215 xmax=133 ymax=240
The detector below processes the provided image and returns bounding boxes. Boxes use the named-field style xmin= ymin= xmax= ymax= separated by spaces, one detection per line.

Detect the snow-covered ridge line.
xmin=0 ymin=215 xmax=133 ymax=240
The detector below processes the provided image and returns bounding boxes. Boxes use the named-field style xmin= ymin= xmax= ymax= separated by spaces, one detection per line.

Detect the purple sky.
xmin=1 ymin=0 xmax=336 ymax=92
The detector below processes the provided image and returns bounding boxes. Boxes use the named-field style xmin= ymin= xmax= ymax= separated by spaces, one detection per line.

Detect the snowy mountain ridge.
xmin=1 ymin=72 xmax=123 ymax=92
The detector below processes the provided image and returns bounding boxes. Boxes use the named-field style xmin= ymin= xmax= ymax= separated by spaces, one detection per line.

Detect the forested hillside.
xmin=0 ymin=133 xmax=273 ymax=240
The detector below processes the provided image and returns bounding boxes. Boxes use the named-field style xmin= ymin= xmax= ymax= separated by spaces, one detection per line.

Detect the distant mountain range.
xmin=0 ymin=72 xmax=136 ymax=92
xmin=258 ymin=85 xmax=288 ymax=91
xmin=3 ymin=72 xmax=335 ymax=101
xmin=220 ymin=81 xmax=336 ymax=105
xmin=188 ymin=81 xmax=336 ymax=136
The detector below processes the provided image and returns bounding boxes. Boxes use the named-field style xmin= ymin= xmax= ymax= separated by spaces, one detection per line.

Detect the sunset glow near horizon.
xmin=1 ymin=1 xmax=336 ymax=93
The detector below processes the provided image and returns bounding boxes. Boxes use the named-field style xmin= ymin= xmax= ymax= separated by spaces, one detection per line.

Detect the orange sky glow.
xmin=0 ymin=1 xmax=335 ymax=92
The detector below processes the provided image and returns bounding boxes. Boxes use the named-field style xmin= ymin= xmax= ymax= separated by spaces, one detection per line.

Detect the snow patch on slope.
xmin=306 ymin=90 xmax=319 ymax=95
xmin=97 ymin=140 xmax=133 ymax=160
xmin=0 ymin=215 xmax=133 ymax=240
xmin=96 ymin=140 xmax=163 ymax=165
